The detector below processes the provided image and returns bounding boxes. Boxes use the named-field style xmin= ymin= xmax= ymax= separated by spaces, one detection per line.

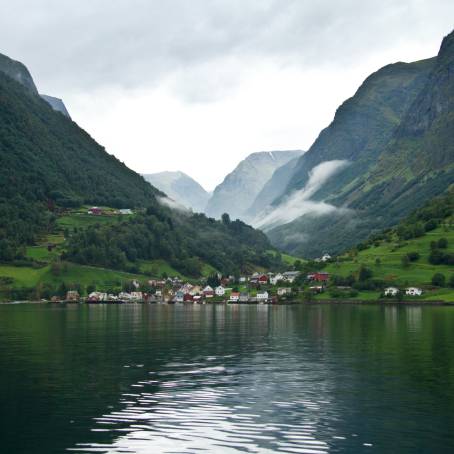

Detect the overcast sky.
xmin=1 ymin=1 xmax=453 ymax=190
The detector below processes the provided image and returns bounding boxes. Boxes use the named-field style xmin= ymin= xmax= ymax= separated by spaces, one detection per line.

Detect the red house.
xmin=183 ymin=293 xmax=194 ymax=302
xmin=308 ymin=272 xmax=330 ymax=282
xmin=88 ymin=206 xmax=103 ymax=215
xmin=258 ymin=274 xmax=268 ymax=284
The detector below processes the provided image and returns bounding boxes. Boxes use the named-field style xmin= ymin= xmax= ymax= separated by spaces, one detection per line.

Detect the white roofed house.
xmin=282 ymin=271 xmax=300 ymax=283
xmin=406 ymin=287 xmax=423 ymax=296
xmin=256 ymin=291 xmax=269 ymax=302
xmin=130 ymin=292 xmax=143 ymax=301
xmin=384 ymin=287 xmax=399 ymax=296
xmin=215 ymin=286 xmax=225 ymax=296
xmin=270 ymin=273 xmax=284 ymax=286
xmin=277 ymin=287 xmax=292 ymax=296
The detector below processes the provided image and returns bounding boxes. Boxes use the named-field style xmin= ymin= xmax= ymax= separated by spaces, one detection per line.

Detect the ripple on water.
xmin=69 ymin=353 xmax=354 ymax=454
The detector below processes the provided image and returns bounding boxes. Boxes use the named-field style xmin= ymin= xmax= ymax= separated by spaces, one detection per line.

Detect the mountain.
xmin=265 ymin=31 xmax=454 ymax=257
xmin=205 ymin=150 xmax=303 ymax=221
xmin=143 ymin=171 xmax=209 ymax=212
xmin=0 ymin=52 xmax=278 ymax=277
xmin=0 ymin=52 xmax=71 ymax=117
xmin=40 ymin=94 xmax=71 ymax=118
xmin=0 ymin=52 xmax=38 ymax=94
xmin=248 ymin=155 xmax=302 ymax=219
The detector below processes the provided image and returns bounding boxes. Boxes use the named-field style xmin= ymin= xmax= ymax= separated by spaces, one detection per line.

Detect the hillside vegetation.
xmin=321 ymin=190 xmax=454 ymax=301
xmin=0 ymin=53 xmax=282 ymax=287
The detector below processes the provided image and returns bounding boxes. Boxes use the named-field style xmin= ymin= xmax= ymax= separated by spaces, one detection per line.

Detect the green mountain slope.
xmin=319 ymin=190 xmax=454 ymax=302
xmin=267 ymin=30 xmax=454 ymax=258
xmin=0 ymin=53 xmax=278 ymax=280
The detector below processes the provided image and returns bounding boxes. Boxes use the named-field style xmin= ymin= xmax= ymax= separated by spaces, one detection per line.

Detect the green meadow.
xmin=321 ymin=223 xmax=454 ymax=301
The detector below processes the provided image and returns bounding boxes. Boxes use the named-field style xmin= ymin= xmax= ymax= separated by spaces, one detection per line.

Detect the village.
xmin=55 ymin=269 xmax=425 ymax=304
xmin=56 ymin=270 xmax=318 ymax=304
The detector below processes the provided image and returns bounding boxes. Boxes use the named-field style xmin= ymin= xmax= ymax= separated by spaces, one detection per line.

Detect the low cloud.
xmin=157 ymin=195 xmax=191 ymax=213
xmin=253 ymin=159 xmax=350 ymax=230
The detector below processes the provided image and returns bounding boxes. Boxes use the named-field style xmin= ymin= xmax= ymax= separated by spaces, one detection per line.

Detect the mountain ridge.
xmin=266 ymin=30 xmax=454 ymax=257
xmin=143 ymin=171 xmax=210 ymax=213
xmin=205 ymin=150 xmax=303 ymax=221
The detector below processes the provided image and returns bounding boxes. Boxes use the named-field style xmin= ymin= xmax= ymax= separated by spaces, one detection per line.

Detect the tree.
xmin=449 ymin=275 xmax=454 ymax=289
xmin=207 ymin=274 xmax=221 ymax=287
xmin=221 ymin=213 xmax=231 ymax=225
xmin=401 ymin=255 xmax=410 ymax=268
xmin=407 ymin=252 xmax=420 ymax=262
xmin=432 ymin=273 xmax=446 ymax=287
xmin=358 ymin=266 xmax=373 ymax=282
xmin=437 ymin=238 xmax=448 ymax=249
xmin=375 ymin=258 xmax=381 ymax=267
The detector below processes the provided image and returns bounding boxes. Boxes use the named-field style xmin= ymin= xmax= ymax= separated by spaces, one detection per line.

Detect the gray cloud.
xmin=1 ymin=0 xmax=453 ymax=101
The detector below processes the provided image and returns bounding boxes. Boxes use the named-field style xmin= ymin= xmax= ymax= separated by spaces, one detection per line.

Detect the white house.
xmin=277 ymin=287 xmax=292 ymax=296
xmin=270 ymin=273 xmax=284 ymax=285
xmin=406 ymin=287 xmax=423 ymax=296
xmin=89 ymin=291 xmax=108 ymax=301
xmin=130 ymin=292 xmax=143 ymax=301
xmin=239 ymin=276 xmax=247 ymax=283
xmin=256 ymin=291 xmax=269 ymax=301
xmin=384 ymin=287 xmax=399 ymax=296
xmin=215 ymin=286 xmax=225 ymax=296
xmin=283 ymin=271 xmax=300 ymax=283
xmin=119 ymin=209 xmax=132 ymax=215
xmin=132 ymin=279 xmax=140 ymax=289
xmin=321 ymin=253 xmax=332 ymax=262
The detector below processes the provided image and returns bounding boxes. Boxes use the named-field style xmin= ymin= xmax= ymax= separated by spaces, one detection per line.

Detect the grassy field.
xmin=322 ymin=223 xmax=454 ymax=301
xmin=267 ymin=249 xmax=303 ymax=266
xmin=0 ymin=263 xmax=146 ymax=290
xmin=57 ymin=213 xmax=122 ymax=229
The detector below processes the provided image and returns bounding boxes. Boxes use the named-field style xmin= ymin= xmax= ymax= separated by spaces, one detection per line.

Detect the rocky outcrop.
xmin=40 ymin=94 xmax=71 ymax=118
xmin=0 ymin=52 xmax=38 ymax=94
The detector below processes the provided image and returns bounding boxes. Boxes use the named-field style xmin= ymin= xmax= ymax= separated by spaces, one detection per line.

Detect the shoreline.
xmin=1 ymin=299 xmax=453 ymax=306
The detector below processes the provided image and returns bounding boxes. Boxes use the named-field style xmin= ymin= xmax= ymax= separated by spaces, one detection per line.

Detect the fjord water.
xmin=1 ymin=304 xmax=454 ymax=453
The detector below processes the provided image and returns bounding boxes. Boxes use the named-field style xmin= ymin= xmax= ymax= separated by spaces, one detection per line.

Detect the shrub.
xmin=437 ymin=238 xmax=448 ymax=249
xmin=406 ymin=252 xmax=420 ymax=262
xmin=432 ymin=273 xmax=446 ymax=287
xmin=401 ymin=255 xmax=410 ymax=268
xmin=358 ymin=266 xmax=373 ymax=282
xmin=449 ymin=275 xmax=454 ymax=289
xmin=424 ymin=219 xmax=438 ymax=232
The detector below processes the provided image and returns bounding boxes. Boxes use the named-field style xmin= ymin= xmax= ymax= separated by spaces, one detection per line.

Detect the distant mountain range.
xmin=143 ymin=171 xmax=210 ymax=212
xmin=149 ymin=30 xmax=454 ymax=259
xmin=205 ymin=150 xmax=303 ymax=221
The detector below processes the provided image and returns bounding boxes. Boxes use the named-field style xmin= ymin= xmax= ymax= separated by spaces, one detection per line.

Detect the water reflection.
xmin=1 ymin=304 xmax=454 ymax=454
xmin=72 ymin=351 xmax=337 ymax=453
